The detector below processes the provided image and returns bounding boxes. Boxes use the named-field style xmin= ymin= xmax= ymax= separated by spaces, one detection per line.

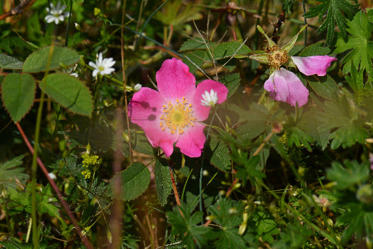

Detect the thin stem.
xmin=65 ymin=0 xmax=73 ymax=46
xmin=110 ymin=108 xmax=124 ymax=249
xmin=16 ymin=123 xmax=94 ymax=249
xmin=31 ymin=91 xmax=45 ymax=248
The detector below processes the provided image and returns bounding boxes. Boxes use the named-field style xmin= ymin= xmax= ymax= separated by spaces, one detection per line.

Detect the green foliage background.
xmin=0 ymin=0 xmax=372 ymax=248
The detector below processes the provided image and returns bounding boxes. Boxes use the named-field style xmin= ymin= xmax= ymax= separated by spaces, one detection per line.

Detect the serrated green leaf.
xmin=308 ymin=75 xmax=338 ymax=100
xmin=299 ymin=42 xmax=331 ymax=57
xmin=212 ymin=41 xmax=251 ymax=60
xmin=287 ymin=127 xmax=313 ymax=152
xmin=0 ymin=155 xmax=28 ymax=190
xmin=220 ymin=73 xmax=240 ymax=98
xmin=179 ymin=38 xmax=206 ymax=52
xmin=334 ymin=11 xmax=373 ymax=82
xmin=305 ymin=0 xmax=358 ymax=46
xmin=155 ymin=159 xmax=172 ymax=206
xmin=0 ymin=54 xmax=23 ymax=69
xmin=183 ymin=50 xmax=209 ymax=73
xmin=210 ymin=138 xmax=231 ymax=171
xmin=1 ymin=73 xmax=36 ymax=122
xmin=236 ymin=103 xmax=269 ymax=140
xmin=120 ymin=162 xmax=151 ymax=201
xmin=23 ymin=46 xmax=80 ymax=73
xmin=316 ymin=92 xmax=367 ymax=149
xmin=40 ymin=73 xmax=93 ymax=117
xmin=327 ymin=160 xmax=369 ymax=189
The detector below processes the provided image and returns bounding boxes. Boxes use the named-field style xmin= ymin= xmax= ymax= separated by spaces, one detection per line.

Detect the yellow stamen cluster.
xmin=160 ymin=97 xmax=196 ymax=135
xmin=267 ymin=46 xmax=289 ymax=69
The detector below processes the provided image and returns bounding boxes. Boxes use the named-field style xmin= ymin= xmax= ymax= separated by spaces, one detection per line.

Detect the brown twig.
xmin=272 ymin=11 xmax=285 ymax=43
xmin=0 ymin=0 xmax=36 ymax=20
xmin=109 ymin=108 xmax=124 ymax=249
xmin=120 ymin=0 xmax=132 ymax=162
xmin=15 ymin=123 xmax=94 ymax=249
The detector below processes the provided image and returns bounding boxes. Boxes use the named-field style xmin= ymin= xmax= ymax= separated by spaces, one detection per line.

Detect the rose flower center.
xmin=267 ymin=46 xmax=289 ymax=69
xmin=160 ymin=97 xmax=196 ymax=135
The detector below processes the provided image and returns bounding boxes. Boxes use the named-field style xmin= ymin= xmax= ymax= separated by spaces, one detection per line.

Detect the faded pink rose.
xmin=129 ymin=58 xmax=228 ymax=158
xmin=265 ymin=55 xmax=336 ymax=107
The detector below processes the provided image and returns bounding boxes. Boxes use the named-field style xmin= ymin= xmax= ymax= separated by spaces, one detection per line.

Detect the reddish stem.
xmin=169 ymin=167 xmax=181 ymax=206
xmin=15 ymin=123 xmax=94 ymax=249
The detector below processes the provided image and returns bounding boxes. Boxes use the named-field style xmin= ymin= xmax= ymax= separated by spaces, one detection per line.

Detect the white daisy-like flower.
xmin=45 ymin=2 xmax=68 ymax=24
xmin=88 ymin=53 xmax=116 ymax=77
xmin=134 ymin=83 xmax=142 ymax=91
xmin=201 ymin=89 xmax=218 ymax=107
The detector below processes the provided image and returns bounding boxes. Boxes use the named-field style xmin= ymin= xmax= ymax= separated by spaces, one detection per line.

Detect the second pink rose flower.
xmin=251 ymin=25 xmax=336 ymax=107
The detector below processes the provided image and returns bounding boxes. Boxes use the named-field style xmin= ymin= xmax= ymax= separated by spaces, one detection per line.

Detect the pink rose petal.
xmin=264 ymin=68 xmax=309 ymax=107
xmin=176 ymin=123 xmax=206 ymax=158
xmin=156 ymin=58 xmax=196 ymax=100
xmin=129 ymin=87 xmax=177 ymax=156
xmin=291 ymin=56 xmax=336 ymax=76
xmin=192 ymin=79 xmax=228 ymax=121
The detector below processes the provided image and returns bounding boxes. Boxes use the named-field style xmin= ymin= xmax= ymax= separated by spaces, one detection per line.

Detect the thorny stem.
xmin=169 ymin=167 xmax=181 ymax=206
xmin=16 ymin=123 xmax=94 ymax=249
xmin=31 ymin=91 xmax=45 ymax=248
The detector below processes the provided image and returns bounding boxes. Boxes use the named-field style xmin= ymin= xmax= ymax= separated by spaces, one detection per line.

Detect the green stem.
xmin=31 ymin=91 xmax=45 ymax=248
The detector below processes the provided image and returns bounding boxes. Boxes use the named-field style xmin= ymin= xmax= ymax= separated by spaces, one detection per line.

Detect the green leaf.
xmin=334 ymin=11 xmax=373 ymax=82
xmin=120 ymin=162 xmax=151 ymax=201
xmin=236 ymin=103 xmax=269 ymax=140
xmin=155 ymin=159 xmax=172 ymax=206
xmin=23 ymin=46 xmax=80 ymax=73
xmin=299 ymin=42 xmax=331 ymax=57
xmin=180 ymin=38 xmax=206 ymax=52
xmin=0 ymin=54 xmax=23 ymax=69
xmin=287 ymin=127 xmax=313 ymax=152
xmin=305 ymin=0 xmax=358 ymax=46
xmin=212 ymin=41 xmax=251 ymax=60
xmin=1 ymin=73 xmax=36 ymax=122
xmin=327 ymin=160 xmax=369 ymax=189
xmin=308 ymin=75 xmax=338 ymax=100
xmin=155 ymin=0 xmax=202 ymax=26
xmin=167 ymin=202 xmax=210 ymax=249
xmin=0 ymin=155 xmax=28 ymax=190
xmin=317 ymin=92 xmax=367 ymax=149
xmin=210 ymin=138 xmax=231 ymax=171
xmin=220 ymin=73 xmax=240 ymax=98
xmin=208 ymin=199 xmax=247 ymax=249
xmin=40 ymin=73 xmax=93 ymax=117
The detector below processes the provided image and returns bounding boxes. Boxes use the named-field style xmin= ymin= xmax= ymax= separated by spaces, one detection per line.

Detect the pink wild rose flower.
xmin=129 ymin=58 xmax=228 ymax=158
xmin=264 ymin=55 xmax=336 ymax=107
xmin=251 ymin=25 xmax=337 ymax=107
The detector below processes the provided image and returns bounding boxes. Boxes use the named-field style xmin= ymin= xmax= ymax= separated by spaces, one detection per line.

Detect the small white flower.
xmin=201 ymin=89 xmax=218 ymax=107
xmin=48 ymin=173 xmax=56 ymax=180
xmin=134 ymin=83 xmax=142 ymax=91
xmin=45 ymin=2 xmax=68 ymax=24
xmin=89 ymin=53 xmax=116 ymax=77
